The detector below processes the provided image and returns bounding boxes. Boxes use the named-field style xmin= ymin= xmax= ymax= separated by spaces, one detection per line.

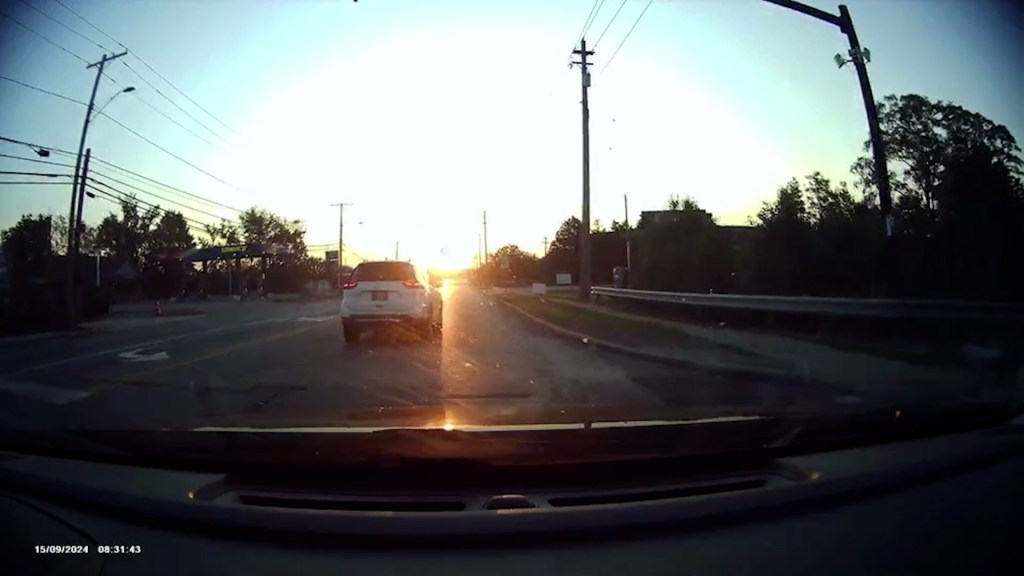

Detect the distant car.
xmin=340 ymin=261 xmax=443 ymax=344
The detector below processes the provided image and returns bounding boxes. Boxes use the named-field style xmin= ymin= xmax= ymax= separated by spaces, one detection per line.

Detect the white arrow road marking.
xmin=118 ymin=349 xmax=170 ymax=362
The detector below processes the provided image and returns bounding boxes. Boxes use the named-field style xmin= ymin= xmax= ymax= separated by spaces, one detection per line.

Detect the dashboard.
xmin=4 ymin=420 xmax=1023 ymax=576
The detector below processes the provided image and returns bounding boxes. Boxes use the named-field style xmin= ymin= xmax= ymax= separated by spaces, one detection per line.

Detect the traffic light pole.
xmin=762 ymin=1 xmax=894 ymax=291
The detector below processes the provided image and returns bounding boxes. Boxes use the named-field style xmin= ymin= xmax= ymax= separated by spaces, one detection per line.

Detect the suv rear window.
xmin=352 ymin=262 xmax=415 ymax=282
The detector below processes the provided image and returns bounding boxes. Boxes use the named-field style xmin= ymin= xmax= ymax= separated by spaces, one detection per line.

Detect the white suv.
xmin=340 ymin=261 xmax=443 ymax=344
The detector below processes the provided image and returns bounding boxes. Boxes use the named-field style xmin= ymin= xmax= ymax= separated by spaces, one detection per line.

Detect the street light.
xmin=92 ymin=86 xmax=135 ymax=121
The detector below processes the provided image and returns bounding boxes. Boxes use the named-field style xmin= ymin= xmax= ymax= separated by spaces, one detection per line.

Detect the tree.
xmin=149 ymin=211 xmax=195 ymax=252
xmin=802 ymin=173 xmax=881 ymax=295
xmin=1 ymin=214 xmax=54 ymax=277
xmin=633 ymin=196 xmax=728 ymax=292
xmin=929 ymin=145 xmax=1024 ymax=300
xmin=610 ymin=219 xmax=630 ymax=232
xmin=667 ymin=194 xmax=700 ymax=211
xmin=549 ymin=216 xmax=581 ymax=254
xmin=748 ymin=179 xmax=815 ymax=294
xmin=93 ymin=195 xmax=160 ymax=269
xmin=203 ymin=219 xmax=241 ymax=246
xmin=237 ymin=207 xmax=307 ymax=256
xmin=592 ymin=219 xmax=606 ymax=233
xmin=544 ymin=216 xmax=581 ymax=282
xmin=480 ymin=244 xmax=539 ymax=285
xmin=858 ymin=93 xmax=1022 ymax=212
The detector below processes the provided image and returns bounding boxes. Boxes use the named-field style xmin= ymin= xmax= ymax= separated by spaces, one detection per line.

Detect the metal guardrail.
xmin=590 ymin=287 xmax=1024 ymax=321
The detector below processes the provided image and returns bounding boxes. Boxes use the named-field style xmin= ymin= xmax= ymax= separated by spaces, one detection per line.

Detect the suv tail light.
xmin=402 ymin=279 xmax=424 ymax=289
xmin=342 ymin=280 xmax=358 ymax=290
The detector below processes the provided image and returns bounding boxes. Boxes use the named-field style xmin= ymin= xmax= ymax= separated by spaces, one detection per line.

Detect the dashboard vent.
xmin=547 ymin=478 xmax=765 ymax=507
xmin=237 ymin=493 xmax=466 ymax=512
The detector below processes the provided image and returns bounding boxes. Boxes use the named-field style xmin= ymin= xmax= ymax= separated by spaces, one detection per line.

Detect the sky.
xmin=1 ymin=0 xmax=1021 ymax=270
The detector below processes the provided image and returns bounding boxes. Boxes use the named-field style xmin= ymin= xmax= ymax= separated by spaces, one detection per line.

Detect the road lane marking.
xmin=122 ymin=320 xmax=335 ymax=379
xmin=1 ymin=317 xmax=291 ymax=377
xmin=118 ymin=349 xmax=170 ymax=362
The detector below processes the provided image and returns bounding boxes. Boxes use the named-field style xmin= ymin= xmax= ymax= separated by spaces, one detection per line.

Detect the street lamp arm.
xmin=761 ymin=0 xmax=841 ymax=27
xmin=91 ymin=87 xmax=135 ymax=123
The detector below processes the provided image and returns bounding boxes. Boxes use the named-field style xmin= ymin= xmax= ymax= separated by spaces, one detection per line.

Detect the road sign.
xmin=325 ymin=250 xmax=339 ymax=262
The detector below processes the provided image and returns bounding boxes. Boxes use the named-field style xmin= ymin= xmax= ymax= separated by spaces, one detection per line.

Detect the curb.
xmin=492 ymin=295 xmax=791 ymax=380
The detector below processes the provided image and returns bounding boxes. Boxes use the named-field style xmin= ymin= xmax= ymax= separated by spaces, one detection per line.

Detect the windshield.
xmin=0 ymin=0 xmax=1021 ymax=460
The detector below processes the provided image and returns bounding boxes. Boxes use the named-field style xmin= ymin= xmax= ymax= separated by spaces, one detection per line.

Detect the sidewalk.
xmin=498 ymin=294 xmax=1008 ymax=401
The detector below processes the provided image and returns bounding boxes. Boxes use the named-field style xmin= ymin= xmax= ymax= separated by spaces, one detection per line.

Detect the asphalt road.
xmin=0 ymin=283 xmax=858 ymax=431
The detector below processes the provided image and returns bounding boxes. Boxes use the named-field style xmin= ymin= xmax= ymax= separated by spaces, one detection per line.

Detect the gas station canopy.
xmin=147 ymin=243 xmax=296 ymax=262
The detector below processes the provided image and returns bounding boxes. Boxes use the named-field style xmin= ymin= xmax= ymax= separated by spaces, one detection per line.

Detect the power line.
xmin=88 ymin=170 xmax=231 ymax=221
xmin=0 ymin=170 xmax=70 ymax=178
xmin=119 ymin=60 xmax=232 ymax=146
xmin=0 ymin=152 xmax=75 ymax=168
xmin=93 ymin=71 xmax=221 ymax=148
xmin=95 ymin=111 xmax=243 ymax=191
xmin=0 ymin=8 xmax=89 ymax=64
xmin=19 ymin=0 xmax=108 ymax=51
xmin=52 ymin=0 xmax=241 ymax=138
xmin=0 ymin=78 xmax=243 ymax=190
xmin=0 ymin=75 xmax=87 ymax=106
xmin=51 ymin=0 xmax=126 ymax=50
xmin=592 ymin=0 xmax=628 ymax=49
xmin=0 ymin=180 xmax=68 ymax=186
xmin=87 ymin=161 xmax=244 ymax=213
xmin=576 ymin=0 xmax=607 ymax=48
xmin=118 ymin=77 xmax=222 ymax=148
xmin=89 ymin=162 xmax=244 ymax=213
xmin=601 ymin=0 xmax=654 ymax=74
xmin=86 ymin=179 xmax=216 ymax=231
xmin=6 ymin=3 xmax=231 ymax=150
xmin=0 ymin=135 xmax=246 ymax=214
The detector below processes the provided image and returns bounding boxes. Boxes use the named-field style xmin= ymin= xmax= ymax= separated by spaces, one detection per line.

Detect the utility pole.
xmin=66 ymin=49 xmax=127 ymax=330
xmin=395 ymin=241 xmax=399 ymax=261
xmin=72 ymin=149 xmax=91 ymax=262
xmin=478 ymin=234 xmax=482 ymax=269
xmin=330 ymin=202 xmax=352 ymax=288
xmin=572 ymin=39 xmax=594 ymax=301
xmin=624 ymin=194 xmax=631 ymax=270
xmin=543 ymin=236 xmax=548 ymax=256
xmin=482 ymin=211 xmax=489 ymax=265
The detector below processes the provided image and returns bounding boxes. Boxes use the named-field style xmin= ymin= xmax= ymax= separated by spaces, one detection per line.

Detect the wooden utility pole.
xmin=572 ymin=39 xmax=594 ymax=301
xmin=331 ymin=202 xmax=352 ymax=288
xmin=482 ymin=211 xmax=489 ymax=265
xmin=624 ymin=193 xmax=631 ymax=270
xmin=72 ymin=149 xmax=91 ymax=262
xmin=66 ymin=50 xmax=127 ymax=329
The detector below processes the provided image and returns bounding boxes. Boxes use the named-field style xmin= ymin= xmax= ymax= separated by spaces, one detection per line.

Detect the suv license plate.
xmin=371 ymin=291 xmax=388 ymax=301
